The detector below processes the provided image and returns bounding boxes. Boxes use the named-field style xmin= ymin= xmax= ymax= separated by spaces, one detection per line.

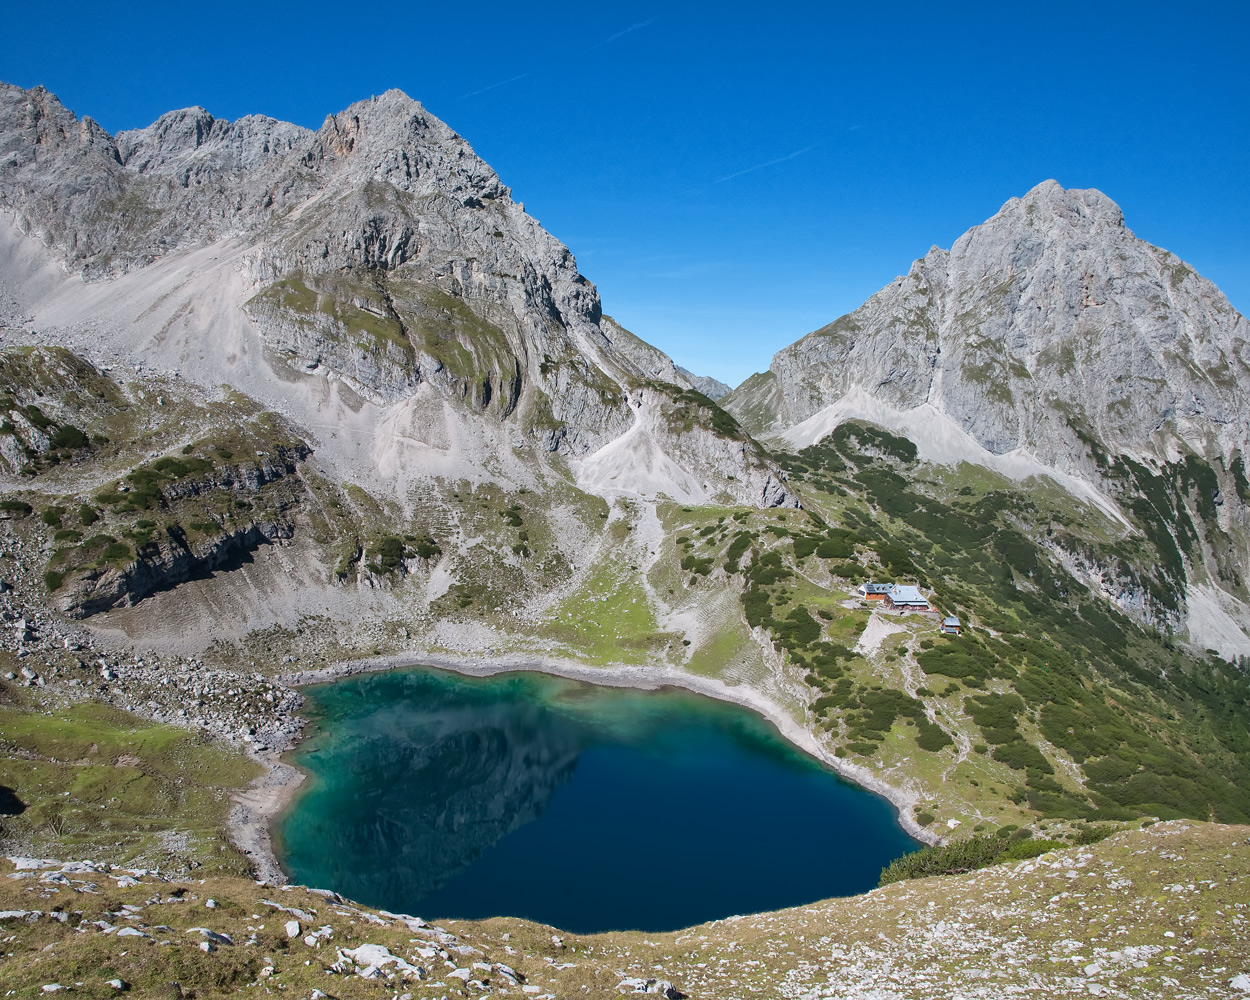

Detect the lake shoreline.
xmin=236 ymin=650 xmax=940 ymax=887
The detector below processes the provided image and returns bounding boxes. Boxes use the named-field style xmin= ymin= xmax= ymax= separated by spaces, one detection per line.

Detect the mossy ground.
xmin=541 ymin=562 xmax=672 ymax=665
xmin=0 ymin=700 xmax=258 ymax=876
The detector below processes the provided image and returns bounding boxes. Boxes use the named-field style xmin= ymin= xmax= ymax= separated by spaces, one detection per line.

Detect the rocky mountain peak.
xmin=118 ymin=105 xmax=218 ymax=164
xmin=115 ymin=105 xmax=311 ymax=177
xmin=941 ymin=181 xmax=1129 ymax=283
xmin=307 ymin=88 xmax=510 ymax=203
xmin=317 ymin=90 xmax=430 ymax=159
xmin=0 ymin=82 xmax=795 ymax=508
xmin=0 ymin=83 xmax=118 ymax=161
xmin=721 ymin=179 xmax=1250 ymax=646
xmin=725 ymin=180 xmax=1249 ymax=476
xmin=1007 ymin=178 xmax=1125 ymax=230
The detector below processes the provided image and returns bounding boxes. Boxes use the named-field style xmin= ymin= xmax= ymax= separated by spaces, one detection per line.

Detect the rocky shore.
xmin=0 ymin=578 xmax=305 ymax=755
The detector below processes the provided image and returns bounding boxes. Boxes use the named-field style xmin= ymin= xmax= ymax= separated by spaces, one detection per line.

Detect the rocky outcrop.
xmin=158 ymin=445 xmax=310 ymax=502
xmin=53 ymin=444 xmax=311 ymax=618
xmin=726 ymin=181 xmax=1250 ymax=478
xmin=58 ymin=518 xmax=296 ymax=618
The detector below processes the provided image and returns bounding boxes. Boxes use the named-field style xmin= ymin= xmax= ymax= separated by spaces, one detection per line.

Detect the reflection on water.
xmin=281 ymin=679 xmax=584 ymax=904
xmin=279 ymin=668 xmax=919 ymax=933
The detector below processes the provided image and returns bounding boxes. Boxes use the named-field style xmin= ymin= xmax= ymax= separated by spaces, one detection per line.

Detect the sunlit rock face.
xmin=0 ymin=82 xmax=796 ymax=507
xmin=728 ymin=180 xmax=1250 ymax=478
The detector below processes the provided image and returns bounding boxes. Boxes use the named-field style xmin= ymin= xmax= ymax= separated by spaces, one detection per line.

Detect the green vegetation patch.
xmin=879 ymin=831 xmax=1070 ymax=885
xmin=547 ymin=562 xmax=674 ymax=665
xmin=770 ymin=416 xmax=1250 ymax=827
xmin=0 ymin=702 xmax=259 ymax=873
xmin=94 ymin=455 xmax=215 ymax=512
xmin=364 ymin=532 xmax=441 ymax=576
xmin=662 ymin=385 xmax=747 ymax=441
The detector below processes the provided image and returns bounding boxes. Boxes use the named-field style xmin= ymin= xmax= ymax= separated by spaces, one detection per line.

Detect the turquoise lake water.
xmin=277 ymin=667 xmax=919 ymax=933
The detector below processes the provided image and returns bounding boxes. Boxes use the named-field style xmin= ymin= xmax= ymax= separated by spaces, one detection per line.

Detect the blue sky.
xmin=3 ymin=2 xmax=1247 ymax=386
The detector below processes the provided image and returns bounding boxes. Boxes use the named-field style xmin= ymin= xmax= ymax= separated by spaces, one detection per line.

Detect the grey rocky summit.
xmin=0 ymin=83 xmax=794 ymax=508
xmin=722 ymin=179 xmax=1250 ymax=648
xmin=725 ymin=179 xmax=1250 ymax=479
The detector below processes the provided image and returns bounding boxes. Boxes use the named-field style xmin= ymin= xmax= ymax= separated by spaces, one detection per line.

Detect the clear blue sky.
xmin=3 ymin=2 xmax=1247 ymax=387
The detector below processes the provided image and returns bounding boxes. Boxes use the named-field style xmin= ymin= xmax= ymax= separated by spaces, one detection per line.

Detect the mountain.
xmin=0 ymin=82 xmax=791 ymax=500
xmin=2 ymin=85 xmax=1250 ymax=975
xmin=676 ymin=366 xmax=731 ymax=400
xmin=0 ymin=83 xmax=796 ymax=626
xmin=724 ymin=180 xmax=1250 ymax=652
xmin=726 ymin=180 xmax=1250 ymax=471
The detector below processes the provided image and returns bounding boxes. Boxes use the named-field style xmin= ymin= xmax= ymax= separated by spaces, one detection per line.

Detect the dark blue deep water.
xmin=277 ymin=667 xmax=918 ymax=933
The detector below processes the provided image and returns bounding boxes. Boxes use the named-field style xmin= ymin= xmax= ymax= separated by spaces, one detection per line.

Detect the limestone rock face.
xmin=0 ymin=83 xmax=794 ymax=507
xmin=728 ymin=180 xmax=1250 ymax=475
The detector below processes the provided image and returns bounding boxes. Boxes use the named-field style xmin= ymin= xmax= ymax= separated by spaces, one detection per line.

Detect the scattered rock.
xmin=341 ymin=943 xmax=424 ymax=979
xmin=617 ymin=978 xmax=685 ymax=997
xmin=186 ymin=927 xmax=233 ymax=945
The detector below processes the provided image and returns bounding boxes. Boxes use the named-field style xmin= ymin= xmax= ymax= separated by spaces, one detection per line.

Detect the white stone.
xmin=341 ymin=943 xmax=423 ymax=978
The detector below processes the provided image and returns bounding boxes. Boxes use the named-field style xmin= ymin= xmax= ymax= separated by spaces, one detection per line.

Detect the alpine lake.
xmin=277 ymin=667 xmax=920 ymax=934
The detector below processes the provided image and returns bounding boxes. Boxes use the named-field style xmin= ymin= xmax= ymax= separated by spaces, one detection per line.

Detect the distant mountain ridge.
xmin=676 ymin=367 xmax=731 ymax=400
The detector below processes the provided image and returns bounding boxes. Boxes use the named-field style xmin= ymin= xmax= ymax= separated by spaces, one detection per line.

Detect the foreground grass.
xmin=0 ymin=821 xmax=1245 ymax=998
